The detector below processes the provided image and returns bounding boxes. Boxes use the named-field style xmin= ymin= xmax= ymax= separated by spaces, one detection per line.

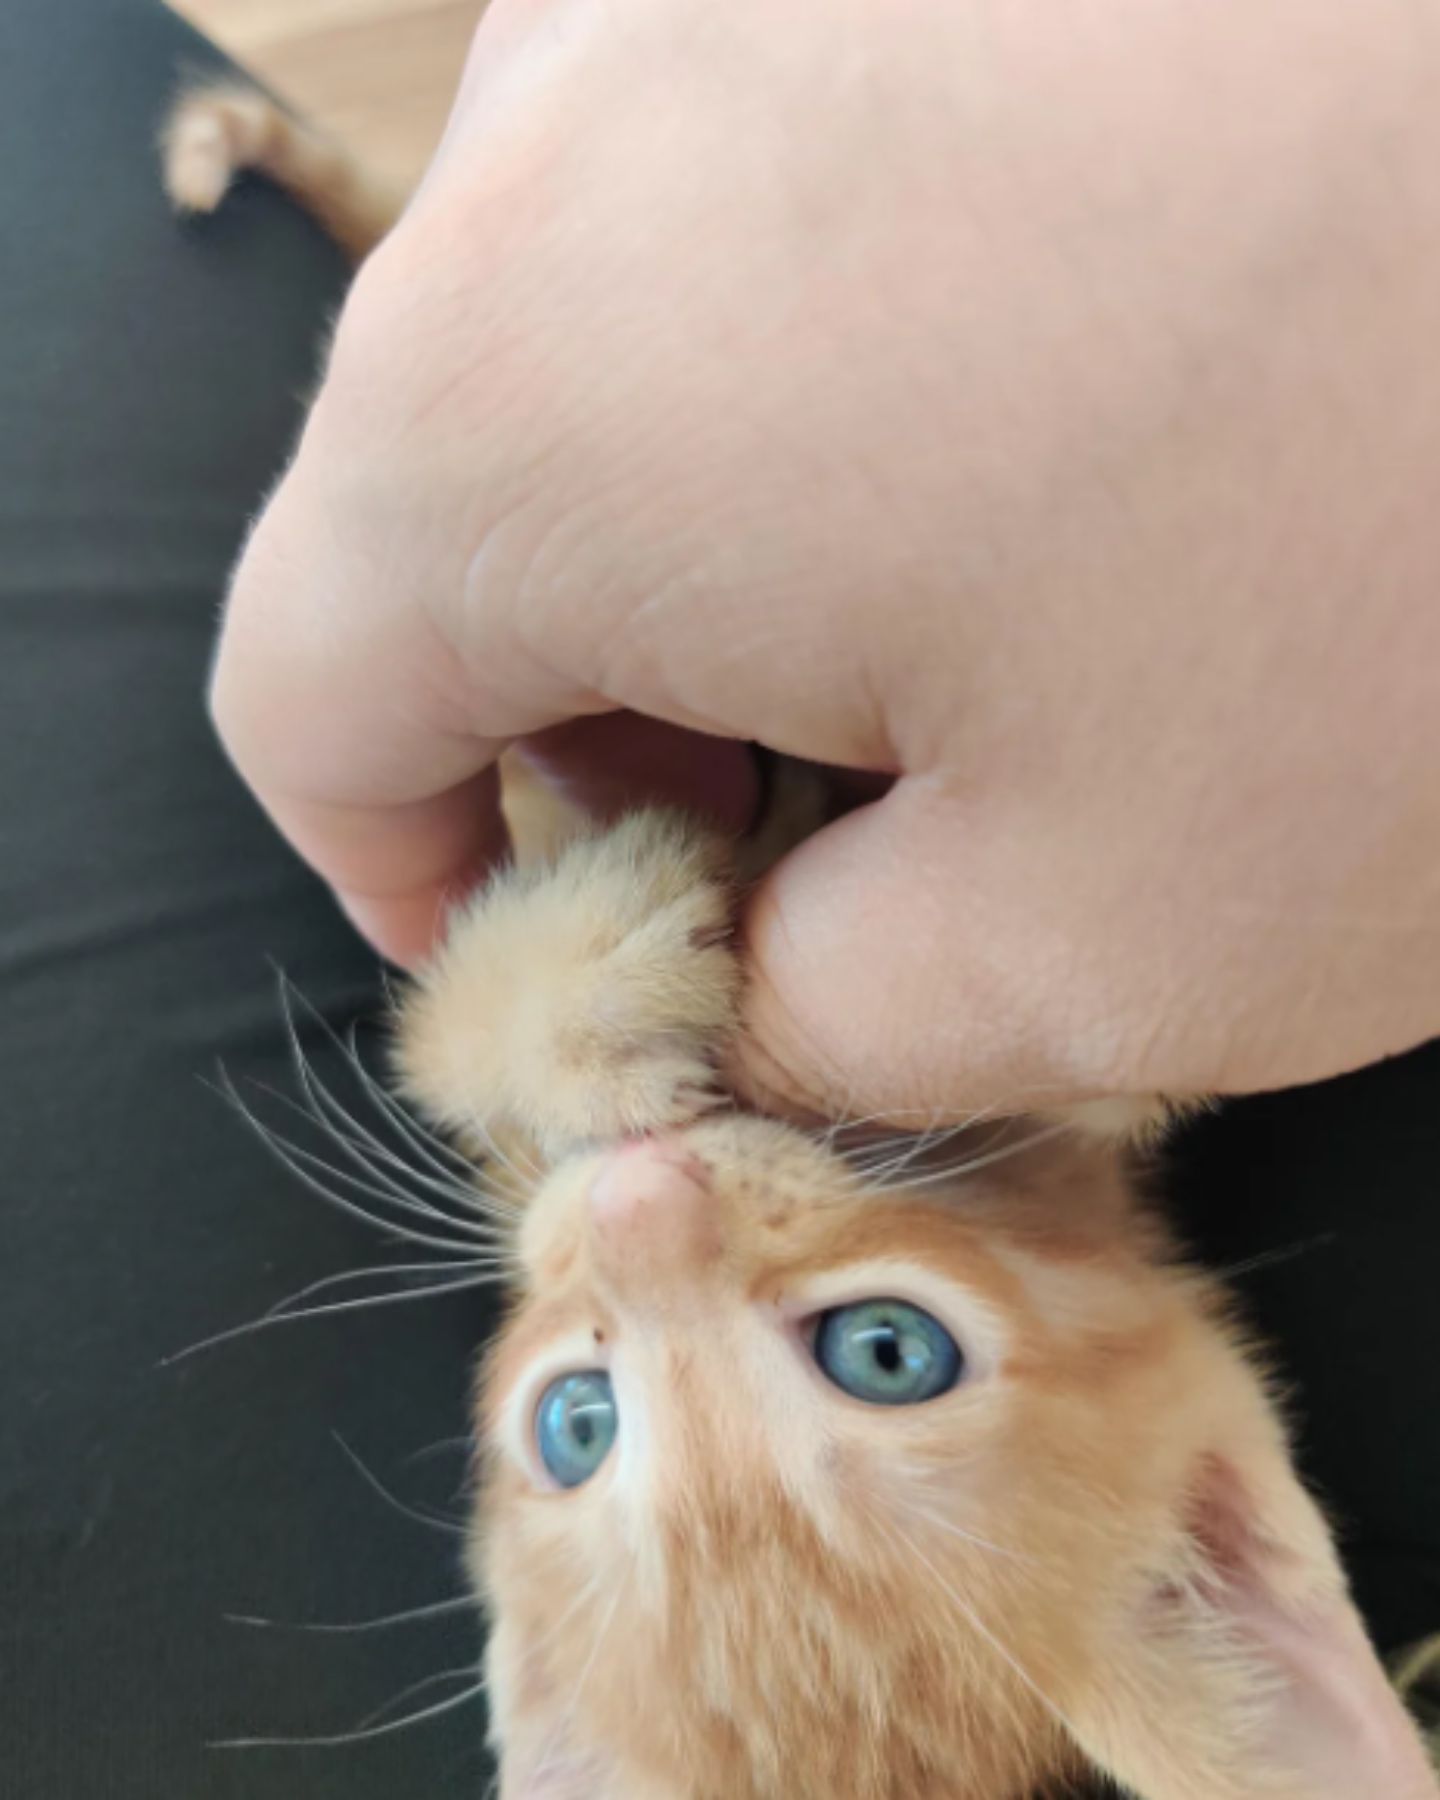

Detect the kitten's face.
xmin=472 ymin=1116 xmax=1278 ymax=1800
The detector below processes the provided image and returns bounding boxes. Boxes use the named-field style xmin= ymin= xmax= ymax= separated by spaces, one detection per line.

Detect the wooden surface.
xmin=168 ymin=0 xmax=484 ymax=191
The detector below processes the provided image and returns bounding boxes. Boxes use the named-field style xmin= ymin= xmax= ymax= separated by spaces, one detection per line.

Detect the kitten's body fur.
xmin=164 ymin=89 xmax=1437 ymax=1799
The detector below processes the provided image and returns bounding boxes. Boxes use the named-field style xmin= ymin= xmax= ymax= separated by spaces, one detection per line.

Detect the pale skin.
xmin=214 ymin=0 xmax=1440 ymax=1125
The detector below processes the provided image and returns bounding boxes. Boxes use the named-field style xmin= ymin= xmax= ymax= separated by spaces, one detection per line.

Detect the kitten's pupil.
xmin=873 ymin=1331 xmax=902 ymax=1374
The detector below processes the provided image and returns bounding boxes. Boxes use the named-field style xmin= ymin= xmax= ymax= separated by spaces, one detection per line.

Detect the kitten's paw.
xmin=160 ymin=84 xmax=281 ymax=215
xmin=397 ymin=813 xmax=739 ymax=1159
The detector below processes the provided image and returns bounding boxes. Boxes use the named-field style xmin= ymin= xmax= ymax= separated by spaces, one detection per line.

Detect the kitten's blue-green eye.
xmin=535 ymin=1371 xmax=618 ymax=1488
xmin=813 ymin=1300 xmax=963 ymax=1405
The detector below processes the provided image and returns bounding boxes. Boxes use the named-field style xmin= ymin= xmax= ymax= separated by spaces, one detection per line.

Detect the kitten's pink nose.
xmin=588 ymin=1138 xmax=718 ymax=1295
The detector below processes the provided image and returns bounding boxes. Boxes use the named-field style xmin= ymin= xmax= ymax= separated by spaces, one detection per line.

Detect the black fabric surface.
xmin=0 ymin=3 xmax=494 ymax=1794
xmin=0 ymin=3 xmax=1433 ymax=1796
xmin=1168 ymin=1053 xmax=1440 ymax=1650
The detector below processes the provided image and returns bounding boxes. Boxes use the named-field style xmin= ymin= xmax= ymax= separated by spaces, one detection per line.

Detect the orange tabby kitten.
xmin=163 ymin=88 xmax=1437 ymax=1799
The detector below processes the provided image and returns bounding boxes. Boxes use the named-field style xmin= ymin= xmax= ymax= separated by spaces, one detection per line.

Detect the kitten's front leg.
xmin=397 ymin=812 xmax=739 ymax=1161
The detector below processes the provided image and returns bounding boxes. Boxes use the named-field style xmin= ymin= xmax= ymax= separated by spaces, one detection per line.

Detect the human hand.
xmin=214 ymin=0 xmax=1440 ymax=1122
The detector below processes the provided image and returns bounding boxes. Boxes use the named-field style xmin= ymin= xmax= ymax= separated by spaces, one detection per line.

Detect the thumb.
xmin=732 ymin=780 xmax=1120 ymax=1125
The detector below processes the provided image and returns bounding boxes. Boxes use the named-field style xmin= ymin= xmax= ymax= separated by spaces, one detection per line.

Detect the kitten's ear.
xmin=1071 ymin=1444 xmax=1437 ymax=1800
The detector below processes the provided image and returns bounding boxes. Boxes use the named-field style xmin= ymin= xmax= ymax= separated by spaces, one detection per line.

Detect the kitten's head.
xmin=464 ymin=1117 xmax=1427 ymax=1800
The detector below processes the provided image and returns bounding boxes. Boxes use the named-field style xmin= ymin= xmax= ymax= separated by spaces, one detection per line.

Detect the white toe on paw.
xmin=396 ymin=813 xmax=739 ymax=1159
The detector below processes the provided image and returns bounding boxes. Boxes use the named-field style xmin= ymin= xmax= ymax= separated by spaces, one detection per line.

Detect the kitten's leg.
xmin=398 ymin=812 xmax=740 ymax=1161
xmin=160 ymin=83 xmax=402 ymax=260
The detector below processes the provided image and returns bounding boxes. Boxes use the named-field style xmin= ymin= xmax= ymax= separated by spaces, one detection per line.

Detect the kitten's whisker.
xmin=340 ymin=1014 xmax=487 ymax=1172
xmin=847 ymin=1094 xmax=1041 ymax=1183
xmin=332 ymin=1432 xmax=469 ymax=1537
xmin=889 ymin=1497 xmax=1035 ymax=1565
xmin=493 ymin=1130 xmax=544 ymax=1182
xmin=246 ymin=1078 xmax=512 ymax=1233
xmin=212 ymin=1673 xmax=485 ymax=1750
xmin=825 ymin=1106 xmax=953 ymax=1132
xmin=235 ymin=1115 xmax=491 ymax=1253
xmin=285 ymin=1072 xmax=518 ymax=1223
xmin=404 ymin=1435 xmax=475 ymax=1467
xmin=337 ymin=1024 xmax=535 ymax=1207
xmin=873 ymin=1122 xmax=1072 ymax=1193
xmin=346 ymin=1025 xmax=534 ymax=1202
xmin=276 ymin=971 xmax=535 ymax=1203
xmin=852 ymin=1139 xmax=970 ymax=1190
xmin=1209 ymin=1232 xmax=1338 ymax=1283
xmin=213 ymin=1069 xmax=496 ymax=1258
xmin=885 ymin=1104 xmax=1023 ymax=1165
xmin=532 ymin=1588 xmax=621 ymax=1783
xmin=849 ymin=1103 xmax=1004 ymax=1168
xmin=159 ymin=1269 xmax=500 ymax=1366
xmin=274 ymin=986 xmax=519 ymax=1223
xmin=828 ymin=1111 xmax=948 ymax=1166
xmin=814 ymin=1076 xmax=871 ymax=1153
xmin=838 ymin=1083 xmax=1090 ymax=1182
xmin=849 ymin=1119 xmax=972 ymax=1183
xmin=516 ymin=1571 xmax=606 ymax=1672
xmin=367 ymin=1043 xmax=538 ymax=1193
xmin=226 ymin=1593 xmax=475 ymax=1634
xmin=450 ymin=1109 xmax=541 ymax=1189
xmin=822 ymin=1098 xmax=1028 ymax=1157
xmin=264 ymin=1258 xmax=509 ymax=1314
xmin=352 ymin=1662 xmax=485 ymax=1735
